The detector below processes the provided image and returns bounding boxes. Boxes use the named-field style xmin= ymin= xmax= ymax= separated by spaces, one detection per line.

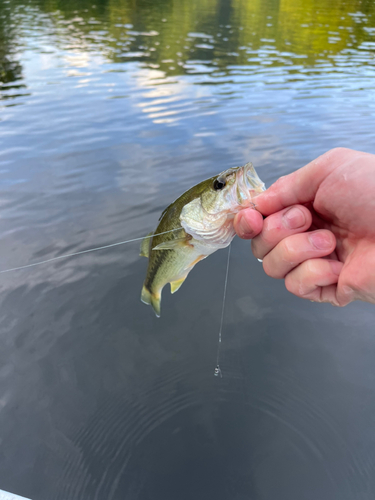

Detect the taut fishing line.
xmin=0 ymin=201 xmax=260 ymax=275
xmin=0 ymin=228 xmax=183 ymax=274
xmin=214 ymin=243 xmax=231 ymax=378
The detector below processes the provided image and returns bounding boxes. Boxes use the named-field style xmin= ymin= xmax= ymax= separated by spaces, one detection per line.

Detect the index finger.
xmin=254 ymin=148 xmax=359 ymax=216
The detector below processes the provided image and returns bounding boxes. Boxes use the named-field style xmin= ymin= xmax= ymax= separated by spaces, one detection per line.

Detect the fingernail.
xmin=309 ymin=232 xmax=333 ymax=250
xmin=238 ymin=215 xmax=253 ymax=238
xmin=283 ymin=207 xmax=306 ymax=229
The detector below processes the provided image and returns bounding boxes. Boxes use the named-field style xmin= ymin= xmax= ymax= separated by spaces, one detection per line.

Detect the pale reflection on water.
xmin=0 ymin=0 xmax=375 ymax=499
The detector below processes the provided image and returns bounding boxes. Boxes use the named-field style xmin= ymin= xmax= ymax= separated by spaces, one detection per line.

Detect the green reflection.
xmin=0 ymin=3 xmax=23 ymax=94
xmin=1 ymin=0 xmax=375 ymax=86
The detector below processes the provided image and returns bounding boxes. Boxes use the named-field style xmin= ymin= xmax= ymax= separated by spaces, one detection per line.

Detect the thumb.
xmin=254 ymin=148 xmax=356 ymax=216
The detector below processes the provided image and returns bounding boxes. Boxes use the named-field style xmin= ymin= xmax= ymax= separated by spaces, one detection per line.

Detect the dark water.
xmin=1 ymin=0 xmax=375 ymax=498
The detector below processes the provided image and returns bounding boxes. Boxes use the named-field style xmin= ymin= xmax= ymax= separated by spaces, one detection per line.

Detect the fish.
xmin=140 ymin=162 xmax=265 ymax=317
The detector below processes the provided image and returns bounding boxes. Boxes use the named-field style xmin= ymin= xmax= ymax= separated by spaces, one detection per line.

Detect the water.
xmin=1 ymin=0 xmax=375 ymax=498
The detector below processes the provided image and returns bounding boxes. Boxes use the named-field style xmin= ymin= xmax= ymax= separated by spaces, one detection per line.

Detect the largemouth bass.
xmin=140 ymin=162 xmax=265 ymax=317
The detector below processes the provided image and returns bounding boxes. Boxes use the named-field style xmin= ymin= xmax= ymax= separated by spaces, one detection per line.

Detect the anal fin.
xmin=170 ymin=277 xmax=186 ymax=294
xmin=189 ymin=254 xmax=206 ymax=268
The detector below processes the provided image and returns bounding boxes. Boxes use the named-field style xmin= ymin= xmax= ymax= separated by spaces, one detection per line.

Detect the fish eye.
xmin=213 ymin=179 xmax=226 ymax=191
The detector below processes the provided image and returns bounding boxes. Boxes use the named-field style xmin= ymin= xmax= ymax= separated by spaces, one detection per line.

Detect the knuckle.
xmin=262 ymin=258 xmax=276 ymax=278
xmin=316 ymin=148 xmax=352 ymax=168
xmin=285 ymin=274 xmax=310 ymax=299
xmin=268 ymin=176 xmax=289 ymax=198
xmin=259 ymin=233 xmax=274 ymax=250
xmin=251 ymin=238 xmax=261 ymax=259
xmin=279 ymin=238 xmax=296 ymax=263
xmin=329 ymin=147 xmax=350 ymax=157
xmin=272 ymin=176 xmax=286 ymax=190
xmin=284 ymin=274 xmax=296 ymax=294
xmin=262 ymin=259 xmax=272 ymax=277
xmin=285 ymin=273 xmax=307 ymax=297
xmin=262 ymin=218 xmax=282 ymax=245
xmin=303 ymin=259 xmax=318 ymax=276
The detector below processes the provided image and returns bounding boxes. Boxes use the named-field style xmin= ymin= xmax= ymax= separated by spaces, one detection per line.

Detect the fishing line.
xmin=214 ymin=243 xmax=231 ymax=378
xmin=0 ymin=228 xmax=183 ymax=274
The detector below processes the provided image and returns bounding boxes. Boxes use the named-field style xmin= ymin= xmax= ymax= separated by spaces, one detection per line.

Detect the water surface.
xmin=1 ymin=0 xmax=375 ymax=499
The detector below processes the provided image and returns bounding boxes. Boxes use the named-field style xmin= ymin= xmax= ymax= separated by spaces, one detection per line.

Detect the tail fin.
xmin=141 ymin=284 xmax=161 ymax=318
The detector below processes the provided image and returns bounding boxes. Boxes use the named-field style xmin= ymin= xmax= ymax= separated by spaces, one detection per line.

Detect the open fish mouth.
xmin=232 ymin=162 xmax=266 ymax=208
xmin=244 ymin=162 xmax=266 ymax=193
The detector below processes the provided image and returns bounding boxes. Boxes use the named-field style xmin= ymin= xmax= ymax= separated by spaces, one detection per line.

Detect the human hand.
xmin=234 ymin=148 xmax=375 ymax=306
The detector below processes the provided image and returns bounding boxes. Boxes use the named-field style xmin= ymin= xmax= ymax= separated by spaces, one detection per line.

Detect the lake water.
xmin=1 ymin=0 xmax=375 ymax=499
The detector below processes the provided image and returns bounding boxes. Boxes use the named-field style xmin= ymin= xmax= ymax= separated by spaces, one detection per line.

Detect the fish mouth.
xmin=233 ymin=162 xmax=265 ymax=208
xmin=243 ymin=162 xmax=266 ymax=194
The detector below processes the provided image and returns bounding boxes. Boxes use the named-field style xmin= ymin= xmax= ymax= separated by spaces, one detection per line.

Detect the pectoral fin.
xmin=170 ymin=277 xmax=186 ymax=294
xmin=152 ymin=237 xmax=191 ymax=251
xmin=140 ymin=232 xmax=153 ymax=258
